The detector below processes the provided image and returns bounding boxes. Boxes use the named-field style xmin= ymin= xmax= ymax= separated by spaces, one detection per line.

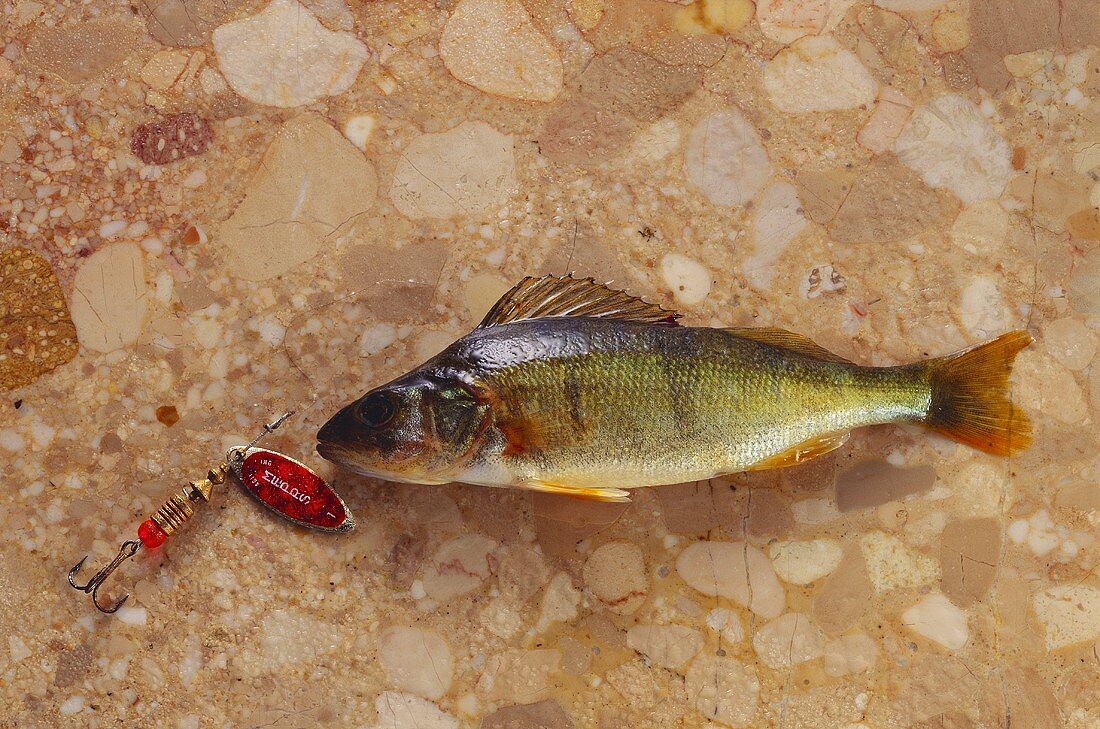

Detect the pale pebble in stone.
xmin=256 ymin=318 xmax=286 ymax=347
xmin=480 ymin=599 xmax=524 ymax=640
xmin=605 ymin=659 xmax=665 ymax=710
xmin=755 ymin=0 xmax=832 ymax=44
xmin=476 ymin=649 xmax=561 ymax=703
xmin=9 ymin=636 xmax=31 ymax=662
xmin=568 ymin=0 xmax=605 ymax=31
xmin=1004 ymin=50 xmax=1053 ymax=78
xmin=952 ymin=461 xmax=1007 ymax=519
xmin=1014 ymin=352 xmax=1088 ymax=426
xmin=744 ymin=181 xmax=807 ymax=290
xmin=950 ymin=200 xmax=1009 ymax=255
xmin=901 ymin=592 xmax=968 ymax=650
xmin=344 ymin=115 xmax=377 ymax=151
xmin=391 ymin=121 xmax=515 ymax=220
xmin=752 ymin=612 xmax=826 ymax=669
xmin=708 ymin=611 xmax=743 ymax=646
xmin=792 ymin=497 xmax=840 ymax=524
xmin=1043 ymin=318 xmax=1096 ymax=372
xmin=1032 ymin=584 xmax=1100 ymax=649
xmin=859 ymin=531 xmax=939 ymax=593
xmin=303 ymin=0 xmax=355 ymax=30
xmin=420 ymin=535 xmax=497 ymax=602
xmin=768 ymin=539 xmax=843 ymax=585
xmin=373 ymin=692 xmax=457 ymax=729
xmin=258 ymin=609 xmax=340 ymax=669
xmin=140 ymin=50 xmax=190 ymax=91
xmin=359 ymin=323 xmax=398 ymax=357
xmin=378 ymin=626 xmax=453 ymax=700
xmin=676 ymin=541 xmax=785 ymax=618
xmin=71 ymin=243 xmax=149 ymax=353
xmin=218 ymin=113 xmax=378 ymax=281
xmin=116 ymin=606 xmax=147 ymax=626
xmin=0 ymin=429 xmax=25 ymax=453
xmin=630 ymin=118 xmax=681 ymax=163
xmin=685 ymin=654 xmax=759 ymax=727
xmin=212 ymin=0 xmax=369 ymax=108
xmin=706 ymin=608 xmax=745 ymax=643
xmin=536 ymin=572 xmax=581 ymax=632
xmin=1007 ymin=509 xmax=1063 ymax=557
xmin=823 ymin=633 xmax=879 ymax=677
xmin=958 ymin=274 xmax=1009 ymax=339
xmin=199 ymin=66 xmax=228 ymax=95
xmin=661 ymin=253 xmax=712 ymax=306
xmin=684 ymin=108 xmax=772 ymax=207
xmin=626 ymin=624 xmax=705 ymax=669
xmin=59 ymin=696 xmax=84 ymax=716
xmin=764 ymin=35 xmax=877 ymax=113
xmin=440 ymin=0 xmax=563 ymax=102
xmin=583 ymin=541 xmax=648 ymax=614
xmin=894 ymin=94 xmax=1011 ymax=203
xmin=857 ymin=87 xmax=913 ymax=154
xmin=931 ymin=7 xmax=968 ymax=51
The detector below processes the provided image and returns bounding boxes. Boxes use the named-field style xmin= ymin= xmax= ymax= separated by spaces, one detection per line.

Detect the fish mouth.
xmin=316 ymin=440 xmax=374 ymax=476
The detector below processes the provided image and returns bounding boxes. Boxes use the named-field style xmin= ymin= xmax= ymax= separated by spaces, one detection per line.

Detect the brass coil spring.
xmin=151 ymin=491 xmax=195 ymax=536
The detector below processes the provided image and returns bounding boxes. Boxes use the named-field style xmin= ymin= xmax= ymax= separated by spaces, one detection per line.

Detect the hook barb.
xmin=68 ymin=540 xmax=143 ymax=614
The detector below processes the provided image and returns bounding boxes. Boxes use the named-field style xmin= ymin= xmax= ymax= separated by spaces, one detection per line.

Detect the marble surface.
xmin=1 ymin=0 xmax=1099 ymax=727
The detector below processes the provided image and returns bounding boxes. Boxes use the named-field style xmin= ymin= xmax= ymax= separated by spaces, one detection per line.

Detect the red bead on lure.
xmin=67 ymin=412 xmax=354 ymax=614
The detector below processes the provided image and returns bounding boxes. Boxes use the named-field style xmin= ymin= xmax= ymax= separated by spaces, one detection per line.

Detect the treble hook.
xmin=67 ymin=539 xmax=143 ymax=613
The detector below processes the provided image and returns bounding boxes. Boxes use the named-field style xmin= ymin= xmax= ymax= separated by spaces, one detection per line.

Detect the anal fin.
xmin=522 ymin=480 xmax=631 ymax=503
xmin=747 ymin=431 xmax=850 ymax=471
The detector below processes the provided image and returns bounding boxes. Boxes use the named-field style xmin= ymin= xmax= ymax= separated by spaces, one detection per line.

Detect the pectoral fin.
xmin=747 ymin=431 xmax=850 ymax=471
xmin=521 ymin=480 xmax=632 ymax=503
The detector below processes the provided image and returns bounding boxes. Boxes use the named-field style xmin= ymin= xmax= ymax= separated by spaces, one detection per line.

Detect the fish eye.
xmin=356 ymin=392 xmax=397 ymax=428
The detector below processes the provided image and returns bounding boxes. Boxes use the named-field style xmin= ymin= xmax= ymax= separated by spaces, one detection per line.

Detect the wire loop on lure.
xmin=67 ymin=412 xmax=294 ymax=614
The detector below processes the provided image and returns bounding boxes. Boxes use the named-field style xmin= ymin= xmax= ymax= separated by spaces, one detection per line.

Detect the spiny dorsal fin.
xmin=479 ymin=275 xmax=681 ymax=328
xmin=725 ymin=327 xmax=853 ymax=364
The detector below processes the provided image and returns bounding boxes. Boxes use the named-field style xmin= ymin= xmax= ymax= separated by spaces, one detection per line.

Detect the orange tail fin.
xmin=922 ymin=330 xmax=1033 ymax=456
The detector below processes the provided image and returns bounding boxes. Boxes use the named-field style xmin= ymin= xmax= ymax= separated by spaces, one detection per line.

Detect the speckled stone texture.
xmin=1 ymin=0 xmax=1099 ymax=727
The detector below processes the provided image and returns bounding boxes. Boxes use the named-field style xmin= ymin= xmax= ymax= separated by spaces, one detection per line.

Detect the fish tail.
xmin=921 ymin=330 xmax=1033 ymax=456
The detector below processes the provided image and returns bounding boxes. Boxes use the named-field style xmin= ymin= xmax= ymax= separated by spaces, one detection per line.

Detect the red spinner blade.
xmin=228 ymin=447 xmax=355 ymax=533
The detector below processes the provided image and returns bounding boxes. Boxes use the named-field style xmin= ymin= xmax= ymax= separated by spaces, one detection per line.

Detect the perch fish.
xmin=317 ymin=276 xmax=1031 ymax=502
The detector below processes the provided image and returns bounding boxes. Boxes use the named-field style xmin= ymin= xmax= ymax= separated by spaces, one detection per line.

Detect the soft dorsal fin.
xmin=725 ymin=327 xmax=853 ymax=364
xmin=479 ymin=275 xmax=681 ymax=328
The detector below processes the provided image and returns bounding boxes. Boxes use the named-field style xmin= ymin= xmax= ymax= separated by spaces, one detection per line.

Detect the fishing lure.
xmin=68 ymin=412 xmax=354 ymax=614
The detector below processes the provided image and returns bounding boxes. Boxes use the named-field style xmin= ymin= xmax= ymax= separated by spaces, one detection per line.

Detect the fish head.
xmin=316 ymin=372 xmax=491 ymax=484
